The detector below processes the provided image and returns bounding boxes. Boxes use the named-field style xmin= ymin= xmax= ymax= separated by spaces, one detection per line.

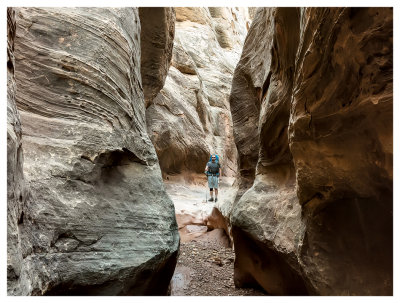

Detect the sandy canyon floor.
xmin=165 ymin=177 xmax=266 ymax=296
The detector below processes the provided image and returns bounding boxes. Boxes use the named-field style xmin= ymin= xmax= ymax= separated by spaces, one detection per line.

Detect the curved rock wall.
xmin=10 ymin=7 xmax=179 ymax=295
xmin=146 ymin=7 xmax=251 ymax=177
xmin=9 ymin=6 xmax=392 ymax=296
xmin=228 ymin=7 xmax=392 ymax=295
xmin=292 ymin=7 xmax=392 ymax=295
xmin=139 ymin=7 xmax=175 ymax=107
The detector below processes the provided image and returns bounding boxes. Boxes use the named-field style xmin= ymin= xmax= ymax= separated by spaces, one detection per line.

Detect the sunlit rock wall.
xmin=146 ymin=7 xmax=252 ymax=178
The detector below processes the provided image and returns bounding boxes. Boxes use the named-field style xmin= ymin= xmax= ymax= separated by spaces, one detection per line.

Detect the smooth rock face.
xmin=11 ymin=7 xmax=179 ymax=295
xmin=146 ymin=7 xmax=252 ymax=177
xmin=139 ymin=7 xmax=175 ymax=107
xmin=228 ymin=7 xmax=392 ymax=295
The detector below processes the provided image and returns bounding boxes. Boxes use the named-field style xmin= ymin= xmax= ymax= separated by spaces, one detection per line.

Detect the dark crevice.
xmin=232 ymin=226 xmax=308 ymax=295
xmin=261 ymin=71 xmax=272 ymax=102
xmin=94 ymin=148 xmax=146 ymax=167
xmin=7 ymin=59 xmax=14 ymax=71
xmin=277 ymin=125 xmax=286 ymax=140
xmin=51 ymin=231 xmax=79 ymax=247
xmin=18 ymin=211 xmax=24 ymax=225
xmin=302 ymin=192 xmax=324 ymax=208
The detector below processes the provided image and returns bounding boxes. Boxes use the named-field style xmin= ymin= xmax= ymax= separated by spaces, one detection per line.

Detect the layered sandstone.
xmin=228 ymin=7 xmax=392 ymax=295
xmin=146 ymin=7 xmax=252 ymax=178
xmin=9 ymin=7 xmax=179 ymax=295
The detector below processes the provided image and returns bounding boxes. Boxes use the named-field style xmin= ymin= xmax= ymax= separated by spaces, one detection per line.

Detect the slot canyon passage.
xmin=7 ymin=7 xmax=392 ymax=296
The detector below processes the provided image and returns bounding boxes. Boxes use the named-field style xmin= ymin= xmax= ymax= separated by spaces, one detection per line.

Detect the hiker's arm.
xmin=204 ymin=165 xmax=208 ymax=175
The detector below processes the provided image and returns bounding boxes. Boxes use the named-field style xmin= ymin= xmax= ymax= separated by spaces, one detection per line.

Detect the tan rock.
xmin=10 ymin=7 xmax=179 ymax=295
xmin=146 ymin=7 xmax=251 ymax=178
xmin=175 ymin=7 xmax=211 ymax=25
xmin=228 ymin=7 xmax=392 ymax=295
xmin=139 ymin=8 xmax=175 ymax=107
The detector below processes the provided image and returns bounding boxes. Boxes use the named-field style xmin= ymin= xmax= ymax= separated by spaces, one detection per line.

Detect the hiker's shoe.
xmin=208 ymin=197 xmax=214 ymax=202
xmin=215 ymin=197 xmax=218 ymax=202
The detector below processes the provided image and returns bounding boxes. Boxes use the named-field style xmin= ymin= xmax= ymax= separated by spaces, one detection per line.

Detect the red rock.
xmin=228 ymin=7 xmax=392 ymax=295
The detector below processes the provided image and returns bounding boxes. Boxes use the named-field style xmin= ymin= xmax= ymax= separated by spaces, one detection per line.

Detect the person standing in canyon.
xmin=204 ymin=155 xmax=221 ymax=202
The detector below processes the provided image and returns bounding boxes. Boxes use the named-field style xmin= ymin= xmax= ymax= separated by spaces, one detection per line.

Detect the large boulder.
xmin=228 ymin=7 xmax=392 ymax=295
xmin=10 ymin=7 xmax=179 ymax=295
xmin=146 ymin=7 xmax=252 ymax=178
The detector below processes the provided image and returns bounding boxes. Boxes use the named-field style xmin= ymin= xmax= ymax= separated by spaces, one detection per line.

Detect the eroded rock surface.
xmin=7 ymin=7 xmax=31 ymax=293
xmin=146 ymin=7 xmax=252 ymax=178
xmin=10 ymin=7 xmax=179 ymax=295
xmin=228 ymin=7 xmax=392 ymax=295
xmin=139 ymin=7 xmax=175 ymax=107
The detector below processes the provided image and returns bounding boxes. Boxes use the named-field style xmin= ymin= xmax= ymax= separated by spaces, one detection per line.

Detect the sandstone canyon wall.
xmin=139 ymin=7 xmax=176 ymax=107
xmin=146 ymin=7 xmax=251 ymax=177
xmin=8 ymin=7 xmax=179 ymax=295
xmin=7 ymin=6 xmax=393 ymax=297
xmin=7 ymin=7 xmax=32 ymax=293
xmin=228 ymin=7 xmax=392 ymax=295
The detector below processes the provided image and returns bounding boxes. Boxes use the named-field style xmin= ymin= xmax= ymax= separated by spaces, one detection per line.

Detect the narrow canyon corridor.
xmin=171 ymin=233 xmax=265 ymax=296
xmin=166 ymin=177 xmax=266 ymax=296
xmin=7 ymin=6 xmax=393 ymax=296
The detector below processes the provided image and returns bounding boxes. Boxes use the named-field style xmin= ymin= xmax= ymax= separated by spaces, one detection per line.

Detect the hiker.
xmin=204 ymin=154 xmax=221 ymax=202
